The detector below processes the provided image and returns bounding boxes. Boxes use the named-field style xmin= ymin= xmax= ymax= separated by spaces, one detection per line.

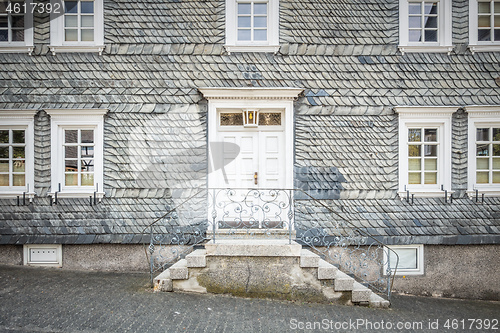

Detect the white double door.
xmin=213 ymin=129 xmax=289 ymax=229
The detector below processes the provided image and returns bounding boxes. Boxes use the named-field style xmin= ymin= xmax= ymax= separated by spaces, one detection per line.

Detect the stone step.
xmin=186 ymin=249 xmax=207 ymax=268
xmin=351 ymin=281 xmax=372 ymax=303
xmin=333 ymin=270 xmax=354 ymax=291
xmin=317 ymin=258 xmax=337 ymax=280
xmin=369 ymin=293 xmax=391 ymax=308
xmin=153 ymin=270 xmax=172 ymax=292
xmin=204 ymin=239 xmax=301 ymax=257
xmin=300 ymin=248 xmax=320 ymax=268
xmin=169 ymin=259 xmax=188 ymax=280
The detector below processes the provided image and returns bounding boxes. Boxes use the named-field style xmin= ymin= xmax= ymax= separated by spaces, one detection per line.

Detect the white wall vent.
xmin=23 ymin=244 xmax=62 ymax=267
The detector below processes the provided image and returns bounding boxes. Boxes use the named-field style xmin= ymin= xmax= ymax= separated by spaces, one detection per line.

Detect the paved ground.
xmin=0 ymin=265 xmax=499 ymax=333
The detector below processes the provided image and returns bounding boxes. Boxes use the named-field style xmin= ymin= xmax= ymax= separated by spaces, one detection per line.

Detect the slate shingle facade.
xmin=0 ymin=0 xmax=499 ymax=248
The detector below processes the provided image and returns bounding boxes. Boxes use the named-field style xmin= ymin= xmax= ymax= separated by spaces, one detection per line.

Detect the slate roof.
xmin=0 ymin=0 xmax=499 ymax=245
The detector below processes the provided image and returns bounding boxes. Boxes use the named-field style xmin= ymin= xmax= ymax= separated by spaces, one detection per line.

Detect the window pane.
xmin=65 ymin=15 xmax=78 ymax=27
xmin=254 ymin=29 xmax=267 ymax=41
xmin=220 ymin=113 xmax=243 ymax=126
xmin=238 ymin=16 xmax=251 ymax=27
xmin=478 ymin=29 xmax=491 ymax=41
xmin=238 ymin=29 xmax=251 ymax=41
xmin=495 ymin=15 xmax=500 ymax=27
xmin=65 ymin=146 xmax=77 ymax=158
xmin=495 ymin=29 xmax=500 ymax=41
xmin=477 ymin=158 xmax=489 ymax=169
xmin=424 ymin=128 xmax=437 ymax=142
xmin=409 ymin=3 xmax=421 ymax=14
xmin=493 ymin=158 xmax=500 ymax=169
xmin=496 ymin=2 xmax=500 ymax=13
xmin=81 ymin=160 xmax=94 ymax=172
xmin=12 ymin=147 xmax=24 ymax=158
xmin=409 ymin=16 xmax=421 ymax=28
xmin=424 ymin=172 xmax=437 ymax=184
xmin=254 ymin=16 xmax=267 ymax=28
xmin=0 ymin=17 xmax=7 ymax=28
xmin=493 ymin=172 xmax=500 ymax=183
xmin=493 ymin=144 xmax=500 ymax=156
xmin=81 ymin=130 xmax=94 ymax=143
xmin=65 ymin=173 xmax=78 ymax=186
xmin=424 ymin=29 xmax=438 ymax=42
xmin=424 ymin=16 xmax=437 ymax=28
xmin=65 ymin=29 xmax=78 ymax=41
xmin=408 ymin=145 xmax=421 ymax=157
xmin=424 ymin=159 xmax=437 ymax=170
xmin=81 ymin=29 xmax=94 ymax=41
xmin=12 ymin=130 xmax=24 ymax=143
xmin=65 ymin=130 xmax=78 ymax=143
xmin=408 ymin=129 xmax=421 ymax=142
xmin=0 ymin=2 xmax=6 ymax=12
xmin=477 ymin=171 xmax=489 ymax=183
xmin=478 ymin=15 xmax=491 ymax=27
xmin=424 ymin=2 xmax=438 ymax=15
xmin=0 ymin=174 xmax=8 ymax=186
xmin=424 ymin=145 xmax=437 ymax=157
xmin=258 ymin=113 xmax=281 ymax=126
xmin=494 ymin=128 xmax=500 ymax=141
xmin=81 ymin=173 xmax=94 ymax=186
xmin=12 ymin=15 xmax=24 ymax=28
xmin=0 ymin=29 xmax=7 ymax=42
xmin=81 ymin=15 xmax=94 ymax=27
xmin=408 ymin=158 xmax=421 ymax=170
xmin=409 ymin=172 xmax=421 ymax=184
xmin=65 ymin=1 xmax=78 ymax=13
xmin=0 ymin=160 xmax=8 ymax=172
xmin=476 ymin=128 xmax=489 ymax=141
xmin=12 ymin=28 xmax=24 ymax=42
xmin=0 ymin=147 xmax=8 ymax=158
xmin=0 ymin=130 xmax=8 ymax=143
xmin=254 ymin=3 xmax=267 ymax=14
xmin=13 ymin=174 xmax=25 ymax=186
xmin=478 ymin=2 xmax=491 ymax=13
xmin=65 ymin=159 xmax=78 ymax=171
xmin=409 ymin=30 xmax=422 ymax=42
xmin=81 ymin=0 xmax=94 ymax=13
xmin=13 ymin=160 xmax=24 ymax=172
xmin=81 ymin=146 xmax=94 ymax=158
xmin=238 ymin=3 xmax=251 ymax=14
xmin=392 ymin=248 xmax=418 ymax=270
xmin=477 ymin=144 xmax=489 ymax=156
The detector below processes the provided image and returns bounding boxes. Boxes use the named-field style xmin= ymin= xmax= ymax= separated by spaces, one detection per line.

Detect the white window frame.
xmin=469 ymin=0 xmax=500 ymax=53
xmin=395 ymin=106 xmax=457 ymax=198
xmin=46 ymin=109 xmax=107 ymax=199
xmin=465 ymin=106 xmax=500 ymax=197
xmin=49 ymin=0 xmax=104 ymax=55
xmin=385 ymin=245 xmax=424 ymax=276
xmin=398 ymin=0 xmax=454 ymax=54
xmin=225 ymin=0 xmax=279 ymax=54
xmin=23 ymin=244 xmax=62 ymax=267
xmin=0 ymin=109 xmax=36 ymax=200
xmin=0 ymin=0 xmax=34 ymax=55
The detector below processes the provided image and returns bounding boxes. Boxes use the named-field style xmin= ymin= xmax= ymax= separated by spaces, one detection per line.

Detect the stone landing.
xmin=153 ymin=239 xmax=389 ymax=308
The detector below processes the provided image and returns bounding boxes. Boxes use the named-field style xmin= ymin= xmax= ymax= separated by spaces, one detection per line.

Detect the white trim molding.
xmin=45 ymin=108 xmax=107 ymax=199
xmin=468 ymin=0 xmax=500 ymax=53
xmin=49 ymin=0 xmax=104 ymax=54
xmin=225 ymin=0 xmax=280 ymax=53
xmin=398 ymin=0 xmax=453 ymax=54
xmin=385 ymin=244 xmax=425 ymax=276
xmin=394 ymin=106 xmax=458 ymax=198
xmin=0 ymin=0 xmax=34 ymax=54
xmin=199 ymin=87 xmax=303 ymax=100
xmin=0 ymin=109 xmax=37 ymax=200
xmin=465 ymin=105 xmax=500 ymax=197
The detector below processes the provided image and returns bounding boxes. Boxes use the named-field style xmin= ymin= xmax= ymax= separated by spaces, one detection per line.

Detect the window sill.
xmin=398 ymin=190 xmax=453 ymax=199
xmin=0 ymin=46 xmax=34 ymax=55
xmin=466 ymin=190 xmax=500 ymax=198
xmin=0 ymin=192 xmax=36 ymax=201
xmin=224 ymin=44 xmax=280 ymax=54
xmin=468 ymin=45 xmax=500 ymax=54
xmin=50 ymin=45 xmax=104 ymax=55
xmin=48 ymin=191 xmax=105 ymax=201
xmin=398 ymin=45 xmax=454 ymax=55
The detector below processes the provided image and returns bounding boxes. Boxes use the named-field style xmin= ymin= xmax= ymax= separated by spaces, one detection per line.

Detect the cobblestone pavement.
xmin=0 ymin=264 xmax=499 ymax=333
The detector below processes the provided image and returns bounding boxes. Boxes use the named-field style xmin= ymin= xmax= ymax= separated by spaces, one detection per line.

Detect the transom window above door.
xmin=219 ymin=110 xmax=282 ymax=127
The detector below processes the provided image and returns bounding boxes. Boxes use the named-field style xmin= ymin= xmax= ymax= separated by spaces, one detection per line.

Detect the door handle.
xmin=254 ymin=172 xmax=258 ymax=185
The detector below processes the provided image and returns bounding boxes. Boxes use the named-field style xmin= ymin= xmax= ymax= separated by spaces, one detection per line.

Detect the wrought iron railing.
xmin=144 ymin=188 xmax=399 ymax=299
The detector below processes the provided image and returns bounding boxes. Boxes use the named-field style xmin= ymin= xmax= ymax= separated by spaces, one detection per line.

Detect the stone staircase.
xmin=153 ymin=239 xmax=389 ymax=308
